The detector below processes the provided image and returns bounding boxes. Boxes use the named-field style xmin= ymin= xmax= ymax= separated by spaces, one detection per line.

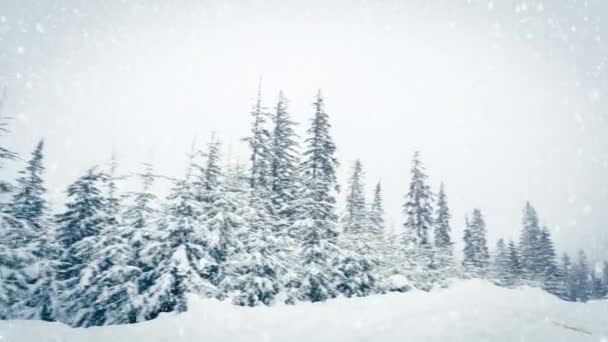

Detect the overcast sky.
xmin=1 ymin=0 xmax=607 ymax=261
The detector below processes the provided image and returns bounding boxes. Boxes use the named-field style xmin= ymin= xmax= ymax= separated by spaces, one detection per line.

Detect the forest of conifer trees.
xmin=0 ymin=89 xmax=607 ymax=327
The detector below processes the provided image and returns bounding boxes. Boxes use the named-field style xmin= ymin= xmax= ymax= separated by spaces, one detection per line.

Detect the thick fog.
xmin=1 ymin=0 xmax=606 ymax=260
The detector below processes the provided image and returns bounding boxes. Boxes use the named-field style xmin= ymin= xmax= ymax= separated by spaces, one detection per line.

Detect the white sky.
xmin=1 ymin=0 xmax=607 ymax=260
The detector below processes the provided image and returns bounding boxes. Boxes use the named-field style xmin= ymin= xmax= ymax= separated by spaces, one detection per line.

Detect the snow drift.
xmin=1 ymin=279 xmax=606 ymax=342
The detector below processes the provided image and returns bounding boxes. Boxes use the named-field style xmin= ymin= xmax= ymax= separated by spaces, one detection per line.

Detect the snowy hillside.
xmin=1 ymin=280 xmax=606 ymax=342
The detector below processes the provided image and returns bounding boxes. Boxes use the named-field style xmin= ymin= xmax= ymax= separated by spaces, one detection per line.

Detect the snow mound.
xmin=1 ymin=279 xmax=607 ymax=341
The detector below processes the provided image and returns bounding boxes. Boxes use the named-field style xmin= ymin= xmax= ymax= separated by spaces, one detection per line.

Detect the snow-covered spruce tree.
xmin=0 ymin=108 xmax=22 ymax=319
xmin=433 ymin=182 xmax=457 ymax=283
xmin=491 ymin=239 xmax=516 ymax=287
xmin=462 ymin=209 xmax=490 ymax=278
xmin=601 ymin=261 xmax=608 ymax=299
xmin=559 ymin=253 xmax=576 ymax=301
xmin=590 ymin=270 xmax=605 ymax=299
xmin=194 ymin=133 xmax=222 ymax=209
xmin=123 ymin=163 xmax=158 ymax=268
xmin=139 ymin=158 xmax=216 ymax=320
xmin=342 ymin=159 xmax=367 ymax=234
xmin=336 ymin=160 xmax=378 ymax=297
xmin=537 ymin=227 xmax=562 ymax=296
xmin=244 ymin=82 xmax=273 ymax=191
xmin=403 ymin=152 xmax=433 ymax=246
xmin=572 ymin=249 xmax=591 ymax=302
xmin=0 ymin=214 xmax=29 ymax=320
xmin=290 ymin=90 xmax=343 ymax=303
xmin=519 ymin=202 xmax=542 ymax=283
xmin=370 ymin=181 xmax=395 ymax=282
xmin=222 ymin=192 xmax=287 ymax=306
xmin=199 ymin=139 xmax=247 ymax=288
xmin=9 ymin=141 xmax=59 ymax=321
xmin=369 ymin=181 xmax=385 ymax=235
xmin=70 ymin=160 xmax=144 ymax=326
xmin=402 ymin=152 xmax=437 ymax=290
xmin=270 ymin=90 xmax=299 ymax=222
xmin=506 ymin=240 xmax=522 ymax=285
xmin=0 ymin=93 xmax=17 ymax=196
xmin=54 ymin=167 xmax=109 ymax=326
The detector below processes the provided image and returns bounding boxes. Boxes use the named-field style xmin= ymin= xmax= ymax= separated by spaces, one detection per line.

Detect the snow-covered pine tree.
xmin=601 ymin=261 xmax=608 ymax=299
xmin=462 ymin=209 xmax=490 ymax=278
xmin=139 ymin=157 xmax=216 ymax=320
xmin=194 ymin=133 xmax=222 ymax=208
xmin=369 ymin=181 xmax=385 ymax=235
xmin=402 ymin=152 xmax=437 ymax=289
xmin=519 ymin=202 xmax=542 ymax=283
xmin=342 ymin=159 xmax=367 ymax=234
xmin=66 ymin=160 xmax=144 ymax=327
xmin=403 ymin=152 xmax=433 ymax=247
xmin=433 ymin=182 xmax=456 ymax=282
xmin=270 ymin=90 xmax=299 ymax=221
xmin=222 ymin=192 xmax=287 ymax=306
xmin=123 ymin=163 xmax=158 ymax=264
xmin=0 ymin=107 xmax=20 ymax=318
xmin=370 ymin=181 xmax=394 ymax=281
xmin=506 ymin=240 xmax=522 ymax=284
xmin=491 ymin=239 xmax=515 ymax=287
xmin=559 ymin=253 xmax=576 ymax=301
xmin=590 ymin=270 xmax=604 ymax=299
xmin=572 ymin=249 xmax=591 ymax=302
xmin=244 ymin=82 xmax=273 ymax=191
xmin=0 ymin=91 xmax=17 ymax=196
xmin=54 ymin=167 xmax=109 ymax=326
xmin=0 ymin=215 xmax=28 ymax=319
xmin=8 ymin=141 xmax=59 ymax=321
xmin=199 ymin=138 xmax=247 ymax=288
xmin=290 ymin=90 xmax=343 ymax=303
xmin=537 ymin=227 xmax=561 ymax=296
xmin=8 ymin=140 xmax=47 ymax=236
xmin=336 ymin=160 xmax=378 ymax=297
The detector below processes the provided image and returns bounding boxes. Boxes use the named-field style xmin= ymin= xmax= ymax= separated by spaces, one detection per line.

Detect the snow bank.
xmin=1 ymin=279 xmax=607 ymax=341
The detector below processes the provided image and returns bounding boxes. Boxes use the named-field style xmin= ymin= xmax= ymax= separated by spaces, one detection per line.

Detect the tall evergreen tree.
xmin=403 ymin=151 xmax=433 ymax=247
xmin=9 ymin=140 xmax=47 ymax=234
xmin=64 ymin=160 xmax=144 ymax=327
xmin=560 ymin=253 xmax=576 ymax=301
xmin=244 ymin=82 xmax=272 ymax=191
xmin=492 ymin=238 xmax=515 ymax=287
xmin=572 ymin=249 xmax=591 ymax=302
xmin=291 ymin=90 xmax=343 ymax=303
xmin=270 ymin=90 xmax=299 ymax=216
xmin=342 ymin=159 xmax=367 ymax=234
xmin=9 ymin=141 xmax=58 ymax=321
xmin=602 ymin=261 xmax=608 ymax=299
xmin=123 ymin=163 xmax=158 ymax=259
xmin=222 ymin=193 xmax=286 ymax=306
xmin=462 ymin=209 xmax=490 ymax=278
xmin=537 ymin=227 xmax=561 ymax=295
xmin=337 ymin=160 xmax=378 ymax=297
xmin=139 ymin=158 xmax=216 ymax=320
xmin=506 ymin=240 xmax=522 ymax=283
xmin=433 ymin=182 xmax=456 ymax=281
xmin=369 ymin=181 xmax=385 ymax=235
xmin=519 ymin=202 xmax=542 ymax=282
xmin=0 ymin=92 xmax=17 ymax=195
xmin=401 ymin=152 xmax=438 ymax=289
xmin=196 ymin=134 xmax=222 ymax=207
xmin=54 ymin=168 xmax=108 ymax=326
xmin=433 ymin=183 xmax=451 ymax=248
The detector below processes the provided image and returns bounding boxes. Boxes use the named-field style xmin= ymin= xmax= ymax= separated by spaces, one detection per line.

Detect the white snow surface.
xmin=1 ymin=279 xmax=607 ymax=342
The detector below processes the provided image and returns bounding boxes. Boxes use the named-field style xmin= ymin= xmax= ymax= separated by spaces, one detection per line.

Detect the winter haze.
xmin=1 ymin=0 xmax=607 ymax=261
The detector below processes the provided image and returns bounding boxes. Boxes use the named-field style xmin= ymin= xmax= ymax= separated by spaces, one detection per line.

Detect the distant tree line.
xmin=0 ymin=89 xmax=606 ymax=327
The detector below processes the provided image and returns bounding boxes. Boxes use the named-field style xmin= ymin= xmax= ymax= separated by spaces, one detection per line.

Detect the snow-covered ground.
xmin=1 ymin=280 xmax=606 ymax=342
